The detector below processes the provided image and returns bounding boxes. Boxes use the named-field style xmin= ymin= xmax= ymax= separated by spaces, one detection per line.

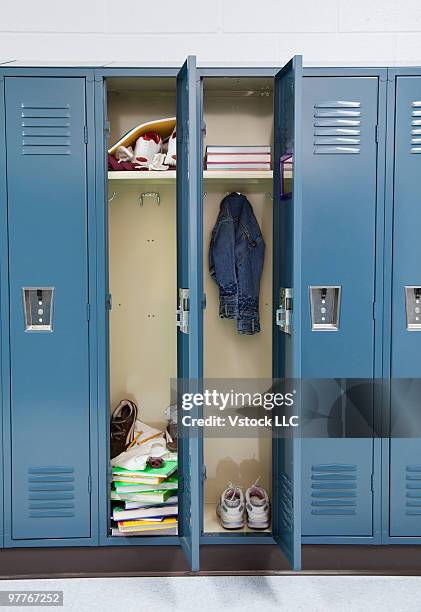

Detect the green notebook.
xmin=111 ymin=489 xmax=174 ymax=504
xmin=114 ymin=473 xmax=178 ymax=493
xmin=112 ymin=460 xmax=177 ymax=479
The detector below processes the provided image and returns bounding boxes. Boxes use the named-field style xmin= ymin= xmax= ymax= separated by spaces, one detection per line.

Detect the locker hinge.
xmin=104 ymin=120 xmax=111 ymax=140
xmin=178 ymin=475 xmax=184 ymax=492
xmin=375 ymin=125 xmax=379 ymax=143
xmin=84 ymin=125 xmax=88 ymax=144
xmin=178 ymin=126 xmax=183 ymax=144
xmin=373 ymin=301 xmax=378 ymax=320
xmin=202 ymin=293 xmax=207 ymax=310
xmin=106 ymin=293 xmax=112 ymax=310
xmin=202 ymin=465 xmax=207 ymax=481
xmin=88 ymin=475 xmax=92 ymax=494
xmin=201 ymin=120 xmax=207 ymax=137
xmin=87 ymin=303 xmax=91 ymax=321
xmin=276 ymin=288 xmax=293 ymax=334
xmin=370 ymin=473 xmax=374 ymax=493
xmin=176 ymin=288 xmax=189 ymax=334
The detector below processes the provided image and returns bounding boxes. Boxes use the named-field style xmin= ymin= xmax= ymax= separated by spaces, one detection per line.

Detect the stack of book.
xmin=110 ymin=460 xmax=178 ymax=536
xmin=206 ymin=145 xmax=271 ymax=171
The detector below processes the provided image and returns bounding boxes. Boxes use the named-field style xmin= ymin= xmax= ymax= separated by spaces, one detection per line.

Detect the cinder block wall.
xmin=0 ymin=0 xmax=420 ymax=65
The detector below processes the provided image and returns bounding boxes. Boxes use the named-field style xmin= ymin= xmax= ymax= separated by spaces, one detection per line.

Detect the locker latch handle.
xmin=276 ymin=287 xmax=293 ymax=335
xmin=176 ymin=288 xmax=190 ymax=334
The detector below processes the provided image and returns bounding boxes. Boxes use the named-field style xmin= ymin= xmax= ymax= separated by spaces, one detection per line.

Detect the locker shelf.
xmin=203 ymin=503 xmax=271 ymax=534
xmin=108 ymin=170 xmax=275 ymax=183
xmin=108 ymin=171 xmax=177 ymax=183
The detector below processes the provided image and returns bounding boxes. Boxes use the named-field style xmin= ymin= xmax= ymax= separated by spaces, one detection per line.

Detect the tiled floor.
xmin=0 ymin=576 xmax=420 ymax=612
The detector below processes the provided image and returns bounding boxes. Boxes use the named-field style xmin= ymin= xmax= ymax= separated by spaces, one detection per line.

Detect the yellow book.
xmin=118 ymin=517 xmax=177 ymax=532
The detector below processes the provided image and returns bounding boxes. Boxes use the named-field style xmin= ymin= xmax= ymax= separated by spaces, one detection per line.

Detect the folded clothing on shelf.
xmin=205 ymin=145 xmax=272 ymax=170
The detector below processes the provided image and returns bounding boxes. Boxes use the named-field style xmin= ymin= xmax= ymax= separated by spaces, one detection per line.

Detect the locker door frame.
xmin=382 ymin=67 xmax=421 ymax=544
xmin=197 ymin=64 xmax=287 ymax=548
xmin=93 ymin=66 xmax=183 ymax=548
xmin=0 ymin=73 xmax=6 ymax=548
xmin=0 ymin=67 xmax=99 ymax=547
xmin=196 ymin=63 xmax=304 ymax=568
xmin=299 ymin=67 xmax=388 ymax=545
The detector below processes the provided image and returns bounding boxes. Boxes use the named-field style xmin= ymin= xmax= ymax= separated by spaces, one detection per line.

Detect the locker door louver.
xmin=310 ymin=463 xmax=357 ymax=515
xmin=405 ymin=465 xmax=421 ymax=514
xmin=279 ymin=472 xmax=293 ymax=530
xmin=27 ymin=466 xmax=75 ymax=518
xmin=20 ymin=104 xmax=71 ymax=155
xmin=313 ymin=101 xmax=361 ymax=154
xmin=410 ymin=101 xmax=421 ymax=153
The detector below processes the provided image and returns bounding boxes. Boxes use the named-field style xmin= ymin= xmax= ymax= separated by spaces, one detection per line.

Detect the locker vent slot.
xmin=310 ymin=464 xmax=357 ymax=515
xmin=27 ymin=467 xmax=75 ymax=518
xmin=411 ymin=102 xmax=421 ymax=153
xmin=313 ymin=101 xmax=361 ymax=154
xmin=20 ymin=105 xmax=71 ymax=155
xmin=405 ymin=465 xmax=421 ymax=514
xmin=279 ymin=472 xmax=293 ymax=531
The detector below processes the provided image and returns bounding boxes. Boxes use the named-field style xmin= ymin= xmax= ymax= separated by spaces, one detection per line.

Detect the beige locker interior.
xmin=107 ymin=77 xmax=274 ymax=534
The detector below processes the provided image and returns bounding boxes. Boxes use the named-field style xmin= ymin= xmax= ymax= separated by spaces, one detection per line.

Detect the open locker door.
xmin=176 ymin=56 xmax=202 ymax=571
xmin=272 ymin=56 xmax=303 ymax=570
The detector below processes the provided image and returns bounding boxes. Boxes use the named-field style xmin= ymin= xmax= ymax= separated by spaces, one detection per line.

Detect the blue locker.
xmin=300 ymin=76 xmax=380 ymax=538
xmin=94 ymin=62 xmax=202 ymax=569
xmin=176 ymin=56 xmax=203 ymax=571
xmin=272 ymin=56 xmax=303 ymax=570
xmin=4 ymin=77 xmax=92 ymax=541
xmin=389 ymin=75 xmax=421 ymax=537
xmin=0 ymin=76 xmax=6 ymax=548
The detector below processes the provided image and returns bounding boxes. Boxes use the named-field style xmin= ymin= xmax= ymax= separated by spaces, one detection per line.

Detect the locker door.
xmin=390 ymin=76 xmax=421 ymax=537
xmin=5 ymin=77 xmax=91 ymax=541
xmin=273 ymin=56 xmax=303 ymax=571
xmin=176 ymin=57 xmax=202 ymax=571
xmin=300 ymin=76 xmax=379 ymax=537
xmin=0 ymin=76 xmax=6 ymax=548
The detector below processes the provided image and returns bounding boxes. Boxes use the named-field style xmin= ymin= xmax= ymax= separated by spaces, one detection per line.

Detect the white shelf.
xmin=108 ymin=170 xmax=176 ymax=183
xmin=203 ymin=502 xmax=271 ymax=534
xmin=108 ymin=170 xmax=274 ymax=183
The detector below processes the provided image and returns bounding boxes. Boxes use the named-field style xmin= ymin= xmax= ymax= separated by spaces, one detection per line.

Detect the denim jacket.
xmin=209 ymin=192 xmax=265 ymax=335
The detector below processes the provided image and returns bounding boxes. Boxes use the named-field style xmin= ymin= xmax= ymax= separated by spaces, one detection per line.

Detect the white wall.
xmin=1 ymin=0 xmax=421 ymax=66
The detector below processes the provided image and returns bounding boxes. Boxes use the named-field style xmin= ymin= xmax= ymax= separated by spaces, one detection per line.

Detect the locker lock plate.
xmin=405 ymin=286 xmax=421 ymax=331
xmin=310 ymin=286 xmax=341 ymax=331
xmin=23 ymin=287 xmax=54 ymax=332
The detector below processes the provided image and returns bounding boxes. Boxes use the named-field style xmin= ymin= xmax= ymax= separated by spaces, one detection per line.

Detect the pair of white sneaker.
xmin=216 ymin=481 xmax=271 ymax=530
xmin=115 ymin=128 xmax=176 ymax=170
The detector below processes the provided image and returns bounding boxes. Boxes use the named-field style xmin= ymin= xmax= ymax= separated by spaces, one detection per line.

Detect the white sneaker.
xmin=245 ymin=481 xmax=270 ymax=530
xmin=133 ymin=131 xmax=162 ymax=168
xmin=216 ymin=485 xmax=245 ymax=530
xmin=164 ymin=128 xmax=176 ymax=166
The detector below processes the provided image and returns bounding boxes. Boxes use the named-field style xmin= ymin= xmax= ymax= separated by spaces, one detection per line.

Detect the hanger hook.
xmin=139 ymin=192 xmax=161 ymax=206
xmin=108 ymin=191 xmax=117 ymax=203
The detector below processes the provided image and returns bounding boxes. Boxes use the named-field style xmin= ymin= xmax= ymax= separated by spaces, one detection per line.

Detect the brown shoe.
xmin=110 ymin=399 xmax=138 ymax=459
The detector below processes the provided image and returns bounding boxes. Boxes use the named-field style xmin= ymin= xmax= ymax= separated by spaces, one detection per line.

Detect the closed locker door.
xmin=390 ymin=76 xmax=421 ymax=537
xmin=5 ymin=77 xmax=91 ymax=541
xmin=301 ymin=77 xmax=378 ymax=537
